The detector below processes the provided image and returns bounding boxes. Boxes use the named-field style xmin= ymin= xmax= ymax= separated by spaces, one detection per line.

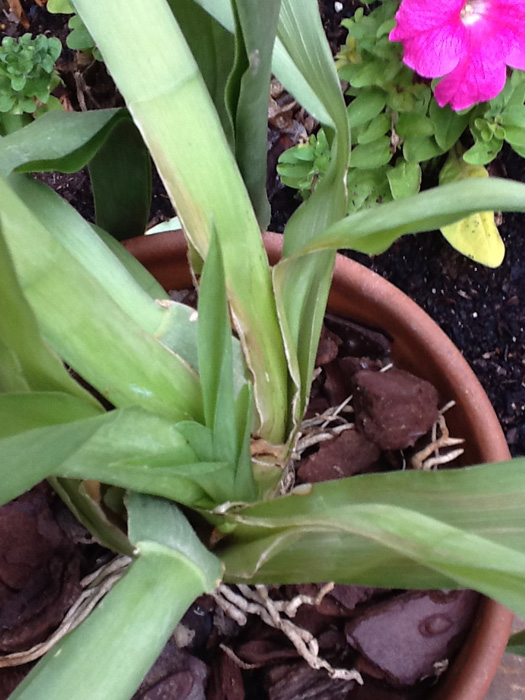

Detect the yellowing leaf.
xmin=440 ymin=210 xmax=505 ymax=268
xmin=438 ymin=151 xmax=505 ymax=267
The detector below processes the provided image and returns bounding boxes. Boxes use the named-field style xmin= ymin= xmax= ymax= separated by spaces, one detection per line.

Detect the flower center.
xmin=460 ymin=0 xmax=487 ymax=26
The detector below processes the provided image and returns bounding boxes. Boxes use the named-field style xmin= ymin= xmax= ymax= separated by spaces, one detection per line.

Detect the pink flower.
xmin=389 ymin=0 xmax=525 ymax=110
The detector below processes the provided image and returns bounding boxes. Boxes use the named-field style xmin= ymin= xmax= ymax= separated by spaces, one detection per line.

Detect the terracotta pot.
xmin=124 ymin=229 xmax=512 ymax=700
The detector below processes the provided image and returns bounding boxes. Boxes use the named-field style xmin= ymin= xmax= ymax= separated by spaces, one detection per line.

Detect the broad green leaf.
xmin=396 ymin=113 xmax=435 ymax=138
xmin=233 ymin=382 xmax=256 ymax=500
xmin=439 ymin=153 xmax=504 ymax=267
xmin=127 ymin=492 xmax=223 ymax=591
xmin=1 ymin=173 xmax=203 ymax=420
xmin=403 ymin=134 xmax=443 ymax=162
xmin=347 ymin=167 xmax=392 ymax=212
xmin=351 ymin=136 xmax=391 ymax=169
xmin=0 ymin=407 xmax=234 ymax=509
xmin=463 ymin=137 xmax=503 ymax=165
xmin=89 ymin=117 xmax=152 ymax=240
xmin=501 ymin=105 xmax=525 ymax=129
xmin=346 ymin=87 xmax=386 ymax=128
xmin=387 ymin=159 xmax=421 ymax=199
xmin=0 ymin=392 xmax=101 ymax=438
xmin=271 ymin=0 xmax=349 ymax=440
xmin=193 ymin=0 xmax=335 ymax=126
xmin=166 ymin=0 xmax=235 ymax=146
xmin=0 ymin=218 xmax=99 ymax=402
xmin=193 ymin=0 xmax=235 ymax=33
xmin=11 ymin=497 xmax=221 ymax=700
xmin=0 ymin=109 xmax=122 ymax=176
xmin=502 ymin=124 xmax=525 ymax=147
xmin=74 ymin=0 xmax=288 ymax=444
xmin=216 ymin=460 xmax=525 ymax=616
xmin=198 ymin=230 xmax=238 ymax=463
xmin=91 ymin=224 xmax=166 ymax=299
xmin=294 ymin=178 xmax=525 ymax=256
xmin=429 ymin=100 xmax=470 ymax=151
xmin=225 ymin=0 xmax=281 ymax=227
xmin=356 ymin=113 xmax=390 ymax=144
xmin=507 ymin=631 xmax=525 ymax=657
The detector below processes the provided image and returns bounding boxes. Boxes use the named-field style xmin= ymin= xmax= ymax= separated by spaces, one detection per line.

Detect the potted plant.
xmin=1 ymin=0 xmax=525 ymax=698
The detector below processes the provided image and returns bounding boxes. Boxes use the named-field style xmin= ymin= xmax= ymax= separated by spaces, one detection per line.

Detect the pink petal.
xmin=489 ymin=1 xmax=525 ymax=68
xmin=395 ymin=23 xmax=466 ymax=78
xmin=434 ymin=52 xmax=508 ymax=110
xmin=390 ymin=0 xmax=464 ymax=38
xmin=390 ymin=0 xmax=467 ymax=78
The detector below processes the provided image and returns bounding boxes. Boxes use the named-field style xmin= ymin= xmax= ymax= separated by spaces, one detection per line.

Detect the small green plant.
xmin=278 ymin=0 xmax=525 ymax=267
xmin=0 ymin=34 xmax=62 ymax=118
xmin=47 ymin=0 xmax=102 ymax=61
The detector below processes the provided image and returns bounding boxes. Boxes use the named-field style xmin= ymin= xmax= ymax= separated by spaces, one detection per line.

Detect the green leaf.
xmin=507 ymin=631 xmax=525 ymax=657
xmin=127 ymin=492 xmax=223 ymax=592
xmin=396 ymin=113 xmax=435 ymax=138
xmin=0 ymin=407 xmax=234 ymax=509
xmin=225 ymin=0 xmax=281 ymax=228
xmin=502 ymin=124 xmax=525 ymax=148
xmin=216 ymin=460 xmax=525 ymax=617
xmin=271 ymin=0 xmax=349 ymax=437
xmin=91 ymin=224 xmax=166 ymax=299
xmin=0 ymin=392 xmax=101 ymax=438
xmin=351 ymin=136 xmax=391 ymax=169
xmin=166 ymin=0 xmax=235 ymax=150
xmin=66 ymin=14 xmax=97 ymax=52
xmin=501 ymin=105 xmax=525 ymax=128
xmin=346 ymin=87 xmax=386 ymax=128
xmin=0 ymin=173 xmax=203 ymax=421
xmin=439 ymin=153 xmax=504 ymax=267
xmin=47 ymin=0 xmax=74 ymax=13
xmin=294 ymin=177 xmax=525 ymax=256
xmin=89 ymin=116 xmax=152 ymax=240
xmin=198 ymin=230 xmax=238 ymax=464
xmin=11 ymin=497 xmax=221 ymax=700
xmin=403 ymin=134 xmax=443 ymax=162
xmin=0 ymin=217 xmax=100 ymax=402
xmin=347 ymin=167 xmax=392 ymax=212
xmin=0 ymin=108 xmax=122 ymax=176
xmin=356 ymin=113 xmax=390 ymax=145
xmin=429 ymin=100 xmax=470 ymax=151
xmin=387 ymin=159 xmax=421 ymax=199
xmin=74 ymin=0 xmax=288 ymax=444
xmin=463 ymin=137 xmax=503 ymax=165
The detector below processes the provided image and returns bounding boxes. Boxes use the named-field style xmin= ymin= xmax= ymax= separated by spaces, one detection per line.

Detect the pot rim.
xmin=124 ymin=229 xmax=512 ymax=700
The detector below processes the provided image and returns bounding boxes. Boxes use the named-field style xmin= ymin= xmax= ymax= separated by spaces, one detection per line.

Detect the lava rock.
xmin=207 ymin=650 xmax=245 ymax=700
xmin=0 ymin=485 xmax=81 ymax=654
xmin=266 ymin=661 xmax=358 ymax=700
xmin=347 ymin=677 xmax=431 ymax=699
xmin=297 ymin=429 xmax=380 ymax=484
xmin=133 ymin=640 xmax=208 ymax=700
xmin=352 ymin=369 xmax=439 ymax=450
xmin=316 ymin=325 xmax=341 ymax=366
xmin=325 ymin=315 xmax=392 ymax=361
xmin=345 ymin=590 xmax=478 ymax=687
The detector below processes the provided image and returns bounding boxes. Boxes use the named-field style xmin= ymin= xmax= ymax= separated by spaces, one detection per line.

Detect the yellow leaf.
xmin=438 ymin=151 xmax=505 ymax=267
xmin=440 ymin=211 xmax=505 ymax=268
